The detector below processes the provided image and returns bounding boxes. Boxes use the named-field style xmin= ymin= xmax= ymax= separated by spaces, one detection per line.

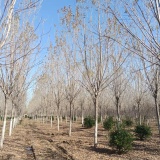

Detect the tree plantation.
xmin=0 ymin=0 xmax=160 ymax=159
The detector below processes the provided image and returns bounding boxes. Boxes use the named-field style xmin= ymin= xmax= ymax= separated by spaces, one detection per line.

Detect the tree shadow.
xmin=86 ymin=146 xmax=116 ymax=155
xmin=0 ymin=154 xmax=16 ymax=160
xmin=133 ymin=142 xmax=160 ymax=156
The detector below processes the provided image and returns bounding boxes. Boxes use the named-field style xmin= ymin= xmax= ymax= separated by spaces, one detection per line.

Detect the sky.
xmin=27 ymin=0 xmax=76 ymax=104
xmin=36 ymin=0 xmax=76 ymax=56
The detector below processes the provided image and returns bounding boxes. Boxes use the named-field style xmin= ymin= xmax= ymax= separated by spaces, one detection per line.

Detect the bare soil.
xmin=0 ymin=119 xmax=160 ymax=160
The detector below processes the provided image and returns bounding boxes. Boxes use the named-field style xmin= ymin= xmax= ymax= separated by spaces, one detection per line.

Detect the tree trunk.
xmin=100 ymin=105 xmax=103 ymax=124
xmin=116 ymin=98 xmax=121 ymax=129
xmin=72 ymin=108 xmax=74 ymax=122
xmin=75 ymin=110 xmax=77 ymax=122
xmin=60 ymin=116 xmax=62 ymax=123
xmin=155 ymin=97 xmax=160 ymax=135
xmin=81 ymin=105 xmax=84 ymax=126
xmin=57 ymin=107 xmax=60 ymax=131
xmin=13 ymin=117 xmax=15 ymax=129
xmin=51 ymin=116 xmax=53 ymax=128
xmin=0 ymin=97 xmax=8 ymax=148
xmin=69 ymin=103 xmax=72 ymax=136
xmin=13 ymin=111 xmax=17 ymax=129
xmin=137 ymin=103 xmax=141 ymax=125
xmin=57 ymin=115 xmax=60 ymax=131
xmin=9 ymin=105 xmax=14 ymax=136
xmin=94 ymin=96 xmax=98 ymax=148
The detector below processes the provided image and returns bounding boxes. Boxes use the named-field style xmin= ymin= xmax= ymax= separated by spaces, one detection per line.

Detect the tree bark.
xmin=116 ymin=98 xmax=121 ymax=129
xmin=137 ymin=103 xmax=141 ymax=125
xmin=81 ymin=105 xmax=84 ymax=126
xmin=94 ymin=96 xmax=98 ymax=148
xmin=50 ymin=116 xmax=53 ymax=128
xmin=9 ymin=105 xmax=14 ymax=136
xmin=0 ymin=97 xmax=8 ymax=148
xmin=57 ymin=115 xmax=60 ymax=131
xmin=155 ymin=97 xmax=160 ymax=135
xmin=69 ymin=103 xmax=72 ymax=136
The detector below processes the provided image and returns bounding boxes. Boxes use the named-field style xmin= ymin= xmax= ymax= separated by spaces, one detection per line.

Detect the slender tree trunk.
xmin=137 ymin=103 xmax=141 ymax=125
xmin=65 ymin=106 xmax=68 ymax=123
xmin=116 ymin=98 xmax=121 ymax=129
xmin=81 ymin=105 xmax=84 ymax=126
xmin=66 ymin=115 xmax=67 ymax=123
xmin=75 ymin=110 xmax=77 ymax=122
xmin=100 ymin=105 xmax=103 ymax=124
xmin=60 ymin=116 xmax=62 ymax=123
xmin=52 ymin=112 xmax=54 ymax=122
xmin=94 ymin=96 xmax=98 ymax=148
xmin=72 ymin=107 xmax=74 ymax=122
xmin=13 ymin=111 xmax=17 ymax=129
xmin=0 ymin=97 xmax=8 ymax=148
xmin=57 ymin=107 xmax=60 ymax=131
xmin=9 ymin=104 xmax=14 ymax=136
xmin=57 ymin=115 xmax=60 ymax=131
xmin=51 ymin=115 xmax=53 ymax=128
xmin=13 ymin=117 xmax=15 ymax=129
xmin=155 ymin=97 xmax=160 ymax=135
xmin=69 ymin=103 xmax=72 ymax=136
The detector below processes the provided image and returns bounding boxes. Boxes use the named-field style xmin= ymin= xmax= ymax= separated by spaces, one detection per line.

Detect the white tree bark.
xmin=50 ymin=116 xmax=53 ymax=128
xmin=69 ymin=103 xmax=72 ymax=136
xmin=57 ymin=115 xmax=60 ymax=131
xmin=0 ymin=98 xmax=8 ymax=148
xmin=94 ymin=96 xmax=98 ymax=148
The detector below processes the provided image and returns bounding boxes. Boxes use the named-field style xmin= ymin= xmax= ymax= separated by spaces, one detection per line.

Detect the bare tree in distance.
xmin=59 ymin=1 xmax=130 ymax=147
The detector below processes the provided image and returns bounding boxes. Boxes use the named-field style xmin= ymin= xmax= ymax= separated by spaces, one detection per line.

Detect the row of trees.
xmin=0 ymin=0 xmax=159 ymax=150
xmin=28 ymin=0 xmax=160 ymax=148
xmin=0 ymin=0 xmax=42 ymax=148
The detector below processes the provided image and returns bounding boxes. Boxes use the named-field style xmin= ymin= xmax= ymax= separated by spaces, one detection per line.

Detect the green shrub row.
xmin=109 ymin=124 xmax=152 ymax=153
xmin=84 ymin=116 xmax=152 ymax=153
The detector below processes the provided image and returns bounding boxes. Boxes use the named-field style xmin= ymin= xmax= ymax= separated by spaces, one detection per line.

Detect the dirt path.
xmin=0 ymin=120 xmax=69 ymax=160
xmin=0 ymin=119 xmax=160 ymax=160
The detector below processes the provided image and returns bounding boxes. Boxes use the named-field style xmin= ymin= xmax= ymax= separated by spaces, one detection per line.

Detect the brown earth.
xmin=0 ymin=119 xmax=160 ymax=160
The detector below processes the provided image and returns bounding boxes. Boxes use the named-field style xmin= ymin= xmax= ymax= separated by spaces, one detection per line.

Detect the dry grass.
xmin=0 ymin=119 xmax=160 ymax=160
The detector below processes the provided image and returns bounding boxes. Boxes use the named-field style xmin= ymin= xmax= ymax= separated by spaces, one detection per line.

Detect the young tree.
xmin=59 ymin=0 xmax=129 ymax=147
xmin=0 ymin=11 xmax=40 ymax=148
xmin=142 ymin=58 xmax=160 ymax=135
xmin=47 ymin=43 xmax=65 ymax=131
xmin=0 ymin=0 xmax=41 ymax=51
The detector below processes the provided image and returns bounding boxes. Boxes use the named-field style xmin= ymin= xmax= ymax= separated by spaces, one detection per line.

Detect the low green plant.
xmin=135 ymin=125 xmax=152 ymax=140
xmin=7 ymin=117 xmax=11 ymax=120
xmin=84 ymin=116 xmax=95 ymax=128
xmin=103 ymin=117 xmax=114 ymax=130
xmin=50 ymin=116 xmax=54 ymax=120
xmin=122 ymin=119 xmax=133 ymax=127
xmin=109 ymin=129 xmax=134 ymax=153
xmin=28 ymin=116 xmax=33 ymax=119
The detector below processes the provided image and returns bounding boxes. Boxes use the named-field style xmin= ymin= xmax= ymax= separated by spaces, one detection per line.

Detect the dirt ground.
xmin=0 ymin=119 xmax=160 ymax=160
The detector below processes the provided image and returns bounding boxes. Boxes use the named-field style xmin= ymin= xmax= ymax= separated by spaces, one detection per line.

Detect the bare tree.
xmin=47 ymin=43 xmax=65 ymax=131
xmin=107 ymin=0 xmax=160 ymax=64
xmin=0 ymin=14 xmax=40 ymax=148
xmin=64 ymin=50 xmax=80 ymax=136
xmin=59 ymin=0 xmax=130 ymax=147
xmin=142 ymin=58 xmax=160 ymax=134
xmin=0 ymin=0 xmax=41 ymax=52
